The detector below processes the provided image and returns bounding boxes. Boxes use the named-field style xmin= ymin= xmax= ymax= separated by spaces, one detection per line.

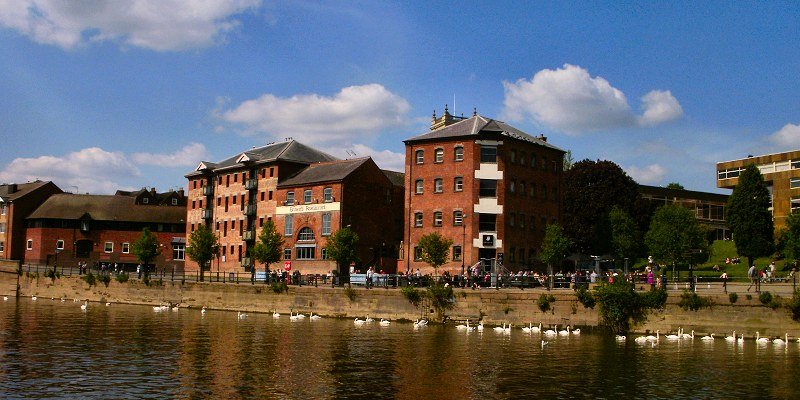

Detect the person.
xmin=590 ymin=270 xmax=598 ymax=284
xmin=747 ymin=264 xmax=757 ymax=292
xmin=366 ymin=266 xmax=374 ymax=289
xmin=769 ymin=261 xmax=776 ymax=282
xmin=721 ymin=271 xmax=728 ymax=293
xmin=137 ymin=264 xmax=142 ymax=279
xmin=725 ymin=257 xmax=731 ymax=265
xmin=647 ymin=270 xmax=655 ymax=291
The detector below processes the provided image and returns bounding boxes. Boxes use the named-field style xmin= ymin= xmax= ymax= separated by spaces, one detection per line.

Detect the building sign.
xmin=284 ymin=261 xmax=292 ymax=271
xmin=482 ymin=234 xmax=495 ymax=247
xmin=276 ymin=202 xmax=340 ymax=215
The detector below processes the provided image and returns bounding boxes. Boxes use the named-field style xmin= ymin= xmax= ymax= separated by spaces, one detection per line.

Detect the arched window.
xmin=415 ymin=149 xmax=424 ymax=164
xmin=435 ymin=148 xmax=444 ymax=163
xmin=454 ymin=146 xmax=464 ymax=161
xmin=297 ymin=227 xmax=315 ymax=241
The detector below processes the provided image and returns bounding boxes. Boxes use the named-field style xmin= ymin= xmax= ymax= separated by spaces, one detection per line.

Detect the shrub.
xmin=788 ymin=291 xmax=800 ymax=321
xmin=678 ymin=290 xmax=712 ymax=311
xmin=575 ymin=287 xmax=596 ymax=309
xmin=45 ymin=269 xmax=60 ymax=280
xmin=427 ymin=283 xmax=455 ymax=315
xmin=97 ymin=274 xmax=111 ymax=287
xmin=729 ymin=292 xmax=738 ymax=304
xmin=82 ymin=272 xmax=96 ymax=286
xmin=116 ymin=272 xmax=129 ymax=283
xmin=503 ymin=305 xmax=514 ymax=315
xmin=270 ymin=281 xmax=288 ymax=294
xmin=142 ymin=275 xmax=150 ymax=286
xmin=537 ymin=294 xmax=556 ymax=312
xmin=344 ymin=286 xmax=357 ymax=302
xmin=640 ymin=289 xmax=668 ymax=310
xmin=401 ymin=286 xmax=422 ymax=307
xmin=746 ymin=294 xmax=753 ymax=300
xmin=759 ymin=291 xmax=773 ymax=305
xmin=594 ymin=282 xmax=644 ymax=334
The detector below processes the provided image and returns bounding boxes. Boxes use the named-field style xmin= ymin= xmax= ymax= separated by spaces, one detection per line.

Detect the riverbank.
xmin=3 ymin=266 xmax=799 ymax=337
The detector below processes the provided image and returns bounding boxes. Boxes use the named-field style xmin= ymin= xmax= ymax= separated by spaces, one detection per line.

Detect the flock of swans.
xmin=616 ymin=327 xmax=799 ymax=348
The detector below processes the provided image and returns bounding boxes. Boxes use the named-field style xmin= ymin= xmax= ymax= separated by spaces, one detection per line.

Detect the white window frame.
xmin=433 ymin=211 xmax=443 ymax=226
xmin=453 ymin=245 xmax=462 ymax=261
xmin=414 ymin=212 xmax=423 ymax=227
xmin=323 ymin=187 xmax=333 ymax=202
xmin=171 ymin=198 xmax=178 ymax=205
xmin=0 ymin=223 xmax=5 ymax=233
xmin=122 ymin=242 xmax=130 ymax=254
xmin=104 ymin=242 xmax=114 ymax=253
xmin=454 ymin=177 xmax=463 ymax=192
xmin=435 ymin=148 xmax=444 ymax=163
xmin=143 ymin=197 xmax=149 ymax=204
xmin=434 ymin=178 xmax=443 ymax=193
xmin=322 ymin=213 xmax=332 ymax=236
xmin=791 ymin=177 xmax=800 ymax=189
xmin=454 ymin=146 xmax=464 ymax=162
xmin=173 ymin=244 xmax=185 ymax=261
xmin=283 ymin=248 xmax=292 ymax=260
xmin=415 ymin=149 xmax=424 ymax=164
xmin=284 ymin=215 xmax=294 ymax=236
xmin=56 ymin=240 xmax=64 ymax=250
xmin=0 ymin=241 xmax=4 ymax=253
xmin=26 ymin=239 xmax=33 ymax=251
xmin=415 ymin=179 xmax=424 ymax=194
xmin=454 ymin=210 xmax=463 ymax=226
xmin=304 ymin=189 xmax=312 ymax=204
xmin=286 ymin=191 xmax=295 ymax=205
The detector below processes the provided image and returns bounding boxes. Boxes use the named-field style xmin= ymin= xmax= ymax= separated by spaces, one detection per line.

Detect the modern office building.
xmin=717 ymin=150 xmax=800 ymax=231
xmin=401 ymin=108 xmax=565 ymax=275
xmin=0 ymin=181 xmax=62 ymax=262
xmin=24 ymin=188 xmax=187 ymax=271
xmin=638 ymin=184 xmax=729 ymax=240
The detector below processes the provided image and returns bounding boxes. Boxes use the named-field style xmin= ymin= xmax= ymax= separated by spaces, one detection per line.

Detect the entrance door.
xmin=75 ymin=240 xmax=92 ymax=258
xmin=478 ymin=248 xmax=496 ymax=273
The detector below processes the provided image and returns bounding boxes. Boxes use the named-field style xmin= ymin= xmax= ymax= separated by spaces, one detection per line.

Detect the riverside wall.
xmin=3 ymin=272 xmax=800 ymax=337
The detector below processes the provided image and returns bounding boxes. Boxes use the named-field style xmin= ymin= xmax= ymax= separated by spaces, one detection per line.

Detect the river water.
xmin=1 ymin=298 xmax=799 ymax=399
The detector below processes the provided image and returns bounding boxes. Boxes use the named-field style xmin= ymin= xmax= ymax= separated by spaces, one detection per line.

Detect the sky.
xmin=0 ymin=1 xmax=798 ymax=195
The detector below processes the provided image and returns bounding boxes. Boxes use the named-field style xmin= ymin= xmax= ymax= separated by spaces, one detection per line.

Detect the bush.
xmin=503 ymin=305 xmax=514 ymax=315
xmin=82 ymin=272 xmax=96 ymax=286
xmin=97 ymin=274 xmax=111 ymax=287
xmin=759 ymin=291 xmax=773 ymax=305
xmin=788 ymin=291 xmax=800 ymax=321
xmin=594 ymin=282 xmax=644 ymax=334
xmin=729 ymin=292 xmax=738 ymax=304
xmin=401 ymin=286 xmax=422 ymax=307
xmin=575 ymin=287 xmax=596 ymax=309
xmin=344 ymin=286 xmax=357 ymax=302
xmin=427 ymin=283 xmax=455 ymax=315
xmin=45 ymin=269 xmax=60 ymax=280
xmin=640 ymin=289 xmax=668 ymax=310
xmin=746 ymin=294 xmax=753 ymax=300
xmin=537 ymin=294 xmax=556 ymax=312
xmin=270 ymin=281 xmax=288 ymax=294
xmin=116 ymin=272 xmax=129 ymax=283
xmin=678 ymin=290 xmax=712 ymax=311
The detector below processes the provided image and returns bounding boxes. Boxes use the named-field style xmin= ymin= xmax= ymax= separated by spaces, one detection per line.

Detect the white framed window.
xmin=56 ymin=240 xmax=64 ymax=250
xmin=791 ymin=178 xmax=800 ymax=189
xmin=454 ymin=210 xmax=464 ymax=226
xmin=173 ymin=244 xmax=185 ymax=260
xmin=454 ymin=146 xmax=464 ymax=162
xmin=304 ymin=189 xmax=312 ymax=203
xmin=433 ymin=211 xmax=443 ymax=226
xmin=414 ymin=212 xmax=423 ymax=227
xmin=26 ymin=239 xmax=33 ymax=250
xmin=104 ymin=242 xmax=113 ymax=253
xmin=792 ymin=160 xmax=800 ymax=170
xmin=454 ymin=177 xmax=463 ymax=192
xmin=434 ymin=178 xmax=443 ymax=193
xmin=286 ymin=191 xmax=295 ymax=205
xmin=284 ymin=215 xmax=294 ymax=236
xmin=171 ymin=198 xmax=178 ymax=205
xmin=415 ymin=149 xmax=424 ymax=164
xmin=283 ymin=248 xmax=292 ymax=260
xmin=453 ymin=245 xmax=462 ymax=261
xmin=415 ymin=179 xmax=424 ymax=194
xmin=0 ymin=241 xmax=4 ymax=253
xmin=322 ymin=213 xmax=332 ymax=236
xmin=321 ymin=248 xmax=328 ymax=260
xmin=298 ymin=227 xmax=315 ymax=241
xmin=792 ymin=197 xmax=800 ymax=213
xmin=296 ymin=246 xmax=315 ymax=260
xmin=435 ymin=148 xmax=444 ymax=163
xmin=414 ymin=246 xmax=423 ymax=261
xmin=143 ymin=197 xmax=150 ymax=204
xmin=0 ymin=223 xmax=5 ymax=233
xmin=323 ymin=187 xmax=333 ymax=202
xmin=122 ymin=242 xmax=130 ymax=254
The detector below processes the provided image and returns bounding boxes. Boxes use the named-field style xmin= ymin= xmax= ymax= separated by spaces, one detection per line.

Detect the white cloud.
xmin=0 ymin=147 xmax=140 ymax=194
xmin=349 ymin=144 xmax=405 ymax=171
xmin=768 ymin=123 xmax=800 ymax=148
xmin=132 ymin=143 xmax=210 ymax=167
xmin=218 ymin=84 xmax=411 ymax=144
xmin=0 ymin=0 xmax=260 ymax=51
xmin=502 ymin=64 xmax=683 ymax=134
xmin=625 ymin=164 xmax=667 ymax=185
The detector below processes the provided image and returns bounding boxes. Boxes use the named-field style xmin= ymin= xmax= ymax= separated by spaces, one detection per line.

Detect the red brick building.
xmin=0 ymin=181 xmax=62 ymax=262
xmin=24 ymin=188 xmax=187 ymax=271
xmin=185 ymin=140 xmax=403 ymax=275
xmin=401 ymin=109 xmax=565 ymax=275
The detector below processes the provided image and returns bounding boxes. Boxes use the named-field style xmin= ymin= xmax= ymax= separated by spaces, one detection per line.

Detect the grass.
xmin=643 ymin=240 xmax=775 ymax=279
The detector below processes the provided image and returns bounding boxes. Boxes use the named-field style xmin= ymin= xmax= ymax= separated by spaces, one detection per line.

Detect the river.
xmin=1 ymin=297 xmax=798 ymax=399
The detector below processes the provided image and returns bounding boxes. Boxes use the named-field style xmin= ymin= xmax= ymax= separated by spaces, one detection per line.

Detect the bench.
xmin=349 ymin=274 xmax=367 ymax=286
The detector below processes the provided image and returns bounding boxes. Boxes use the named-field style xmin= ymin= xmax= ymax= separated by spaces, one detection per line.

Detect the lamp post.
xmin=53 ymin=246 xmax=61 ymax=277
xmin=461 ymin=213 xmax=468 ymax=276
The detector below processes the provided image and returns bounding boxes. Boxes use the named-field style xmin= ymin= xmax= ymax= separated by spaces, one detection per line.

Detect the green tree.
xmin=417 ymin=232 xmax=453 ymax=277
xmin=608 ymin=206 xmax=640 ymax=269
xmin=540 ymin=224 xmax=573 ymax=289
xmin=132 ymin=227 xmax=161 ymax=281
xmin=562 ymin=149 xmax=575 ymax=171
xmin=726 ymin=164 xmax=774 ymax=268
xmin=783 ymin=212 xmax=800 ymax=263
xmin=252 ymin=220 xmax=284 ymax=282
xmin=666 ymin=182 xmax=685 ymax=190
xmin=186 ymin=225 xmax=219 ymax=282
xmin=645 ymin=205 xmax=707 ymax=270
xmin=325 ymin=227 xmax=360 ymax=281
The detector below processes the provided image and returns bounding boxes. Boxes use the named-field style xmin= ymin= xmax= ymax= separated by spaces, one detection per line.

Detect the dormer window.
xmin=171 ymin=198 xmax=178 ymax=205
xmin=143 ymin=197 xmax=149 ymax=204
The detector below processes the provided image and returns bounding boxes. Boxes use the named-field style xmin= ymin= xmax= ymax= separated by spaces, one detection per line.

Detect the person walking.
xmin=647 ymin=270 xmax=655 ymax=291
xmin=721 ymin=271 xmax=728 ymax=294
xmin=747 ymin=264 xmax=757 ymax=292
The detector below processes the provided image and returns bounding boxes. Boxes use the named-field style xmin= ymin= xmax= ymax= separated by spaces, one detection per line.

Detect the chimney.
xmin=177 ymin=189 xmax=185 ymax=198
xmin=7 ymin=184 xmax=17 ymax=194
xmin=150 ymin=187 xmax=157 ymax=196
xmin=538 ymin=134 xmax=548 ymax=142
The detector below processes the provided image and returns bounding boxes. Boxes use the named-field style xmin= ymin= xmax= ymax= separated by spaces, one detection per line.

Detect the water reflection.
xmin=1 ymin=298 xmax=799 ymax=399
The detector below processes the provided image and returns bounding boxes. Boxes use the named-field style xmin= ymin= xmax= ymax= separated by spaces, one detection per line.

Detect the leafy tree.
xmin=562 ymin=150 xmax=575 ymax=171
xmin=726 ymin=164 xmax=774 ymax=268
xmin=132 ymin=227 xmax=161 ymax=281
xmin=783 ymin=212 xmax=800 ymax=263
xmin=645 ymin=205 xmax=707 ymax=270
xmin=562 ymin=159 xmax=640 ymax=255
xmin=540 ymin=224 xmax=573 ymax=288
xmin=417 ymin=232 xmax=453 ymax=277
xmin=608 ymin=206 xmax=640 ymax=268
xmin=666 ymin=182 xmax=685 ymax=190
xmin=325 ymin=227 xmax=360 ymax=280
xmin=186 ymin=225 xmax=219 ymax=282
xmin=251 ymin=220 xmax=283 ymax=283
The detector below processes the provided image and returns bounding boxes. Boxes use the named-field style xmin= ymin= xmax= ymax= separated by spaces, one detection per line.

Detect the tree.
xmin=562 ymin=150 xmax=575 ymax=171
xmin=726 ymin=164 xmax=774 ymax=268
xmin=608 ymin=206 xmax=640 ymax=269
xmin=325 ymin=227 xmax=359 ymax=281
xmin=539 ymin=224 xmax=573 ymax=289
xmin=666 ymin=182 xmax=685 ymax=190
xmin=562 ymin=159 xmax=640 ymax=255
xmin=782 ymin=212 xmax=800 ymax=263
xmin=645 ymin=205 xmax=707 ymax=270
xmin=132 ymin=227 xmax=161 ymax=281
xmin=417 ymin=232 xmax=453 ymax=277
xmin=252 ymin=220 xmax=283 ymax=282
xmin=186 ymin=225 xmax=219 ymax=282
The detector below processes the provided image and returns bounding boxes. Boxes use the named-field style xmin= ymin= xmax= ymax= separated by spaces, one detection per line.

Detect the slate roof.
xmin=638 ymin=184 xmax=729 ymax=203
xmin=404 ymin=115 xmax=565 ymax=152
xmin=382 ymin=170 xmax=405 ymax=187
xmin=186 ymin=140 xmax=338 ymax=177
xmin=278 ymin=158 xmax=372 ymax=188
xmin=0 ymin=181 xmax=59 ymax=202
xmin=27 ymin=193 xmax=185 ymax=224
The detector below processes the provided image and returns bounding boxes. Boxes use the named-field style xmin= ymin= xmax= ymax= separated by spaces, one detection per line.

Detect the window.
xmin=509 ymin=213 xmax=516 ymax=227
xmin=173 ymin=244 xmax=185 ymax=261
xmin=122 ymin=242 xmax=130 ymax=254
xmin=415 ymin=179 xmax=424 ymax=194
xmin=433 ymin=211 xmax=443 ymax=226
xmin=530 ymin=154 xmax=537 ymax=168
xmin=519 ymin=152 xmax=526 ymax=165
xmin=454 ymin=210 xmax=464 ymax=226
xmin=104 ymin=242 xmax=113 ymax=253
xmin=792 ymin=160 xmax=800 ymax=170
xmin=519 ymin=249 xmax=526 ymax=266
xmin=270 ymin=167 xmax=275 ymax=177
xmin=478 ymin=214 xmax=497 ymax=231
xmin=286 ymin=191 xmax=295 ymax=205
xmin=296 ymin=246 xmax=315 ymax=260
xmin=510 ymin=180 xmax=516 ymax=194
xmin=510 ymin=150 xmax=516 ymax=164
xmin=519 ymin=182 xmax=525 ymax=196
xmin=0 ymin=203 xmax=5 ymax=215
xmin=284 ymin=248 xmax=292 ymax=260
xmin=284 ymin=215 xmax=294 ymax=236
xmin=322 ymin=213 xmax=332 ymax=236
xmin=530 ymin=215 xmax=536 ymax=231
xmin=509 ymin=248 xmax=516 ymax=263
xmin=480 ymin=146 xmax=497 ymax=163
xmin=324 ymin=187 xmax=333 ymax=202
xmin=414 ymin=212 xmax=423 ymax=227
xmin=304 ymin=189 xmax=312 ymax=204
xmin=453 ymin=245 xmax=462 ymax=261
xmin=541 ymin=217 xmax=547 ymax=232
xmin=791 ymin=178 xmax=800 ymax=189
xmin=0 ymin=241 xmax=4 ymax=253
xmin=552 ymin=187 xmax=558 ymax=200
xmin=541 ymin=185 xmax=548 ymax=199
xmin=298 ymin=227 xmax=315 ymax=241
xmin=541 ymin=156 xmax=548 ymax=170
xmin=530 ymin=184 xmax=536 ymax=198
xmin=435 ymin=148 xmax=444 ymax=163
xmin=479 ymin=180 xmax=497 ymax=197
xmin=415 ymin=149 xmax=424 ymax=164
xmin=171 ymin=198 xmax=178 ymax=205
xmin=0 ymin=223 xmax=5 ymax=233
xmin=56 ymin=240 xmax=64 ymax=250
xmin=142 ymin=197 xmax=149 ymax=204
xmin=454 ymin=146 xmax=464 ymax=161
xmin=321 ymin=248 xmax=328 ymax=260
xmin=519 ymin=213 xmax=525 ymax=229
xmin=414 ymin=246 xmax=423 ymax=261
xmin=454 ymin=177 xmax=463 ymax=192
xmin=26 ymin=239 xmax=33 ymax=251
xmin=269 ymin=191 xmax=273 ymax=200
xmin=434 ymin=178 xmax=443 ymax=193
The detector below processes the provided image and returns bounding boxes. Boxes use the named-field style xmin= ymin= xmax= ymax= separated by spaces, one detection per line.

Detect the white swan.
xmin=572 ymin=327 xmax=581 ymax=335
xmin=310 ymin=312 xmax=321 ymax=320
xmin=364 ymin=315 xmax=374 ymax=323
xmin=522 ymin=323 xmax=533 ymax=334
xmin=494 ymin=323 xmax=506 ymax=333
xmin=456 ymin=321 xmax=469 ymax=331
xmin=172 ymin=306 xmax=179 ymax=312
xmin=773 ymin=333 xmax=788 ymax=345
xmin=354 ymin=317 xmax=365 ymax=325
xmin=476 ymin=322 xmax=484 ymax=332
xmin=105 ymin=302 xmax=111 ymax=307
xmin=201 ymin=306 xmax=206 ymax=315
xmin=290 ymin=312 xmax=301 ymax=321
xmin=379 ymin=318 xmax=391 ymax=326
xmin=701 ymin=333 xmax=715 ymax=341
xmin=296 ymin=313 xmax=306 ymax=319
xmin=531 ymin=322 xmax=542 ymax=333
xmin=755 ymin=332 xmax=770 ymax=344
xmin=272 ymin=311 xmax=280 ymax=318
xmin=503 ymin=324 xmax=512 ymax=334
xmin=558 ymin=326 xmax=570 ymax=336
xmin=3 ymin=296 xmax=8 ymax=301
xmin=237 ymin=311 xmax=248 ymax=319
xmin=645 ymin=330 xmax=660 ymax=342
xmin=416 ymin=319 xmax=428 ymax=325
xmin=725 ymin=331 xmax=736 ymax=343
xmin=635 ymin=336 xmax=648 ymax=344
xmin=544 ymin=325 xmax=557 ymax=336
xmin=665 ymin=331 xmax=681 ymax=340
xmin=616 ymin=335 xmax=627 ymax=341
xmin=80 ymin=301 xmax=88 ymax=311
xmin=31 ymin=296 xmax=37 ymax=301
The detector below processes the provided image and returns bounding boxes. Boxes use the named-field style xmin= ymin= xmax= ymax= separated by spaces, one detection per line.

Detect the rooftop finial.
xmin=473 ymin=107 xmax=477 ymax=117
xmin=432 ymin=109 xmax=436 ymax=119
xmin=444 ymin=104 xmax=449 ymax=114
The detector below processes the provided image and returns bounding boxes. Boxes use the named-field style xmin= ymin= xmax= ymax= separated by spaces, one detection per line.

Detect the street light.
xmin=461 ymin=213 xmax=468 ymax=276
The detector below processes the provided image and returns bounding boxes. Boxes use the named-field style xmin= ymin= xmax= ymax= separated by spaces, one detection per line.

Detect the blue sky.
xmin=1 ymin=1 xmax=798 ymax=194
